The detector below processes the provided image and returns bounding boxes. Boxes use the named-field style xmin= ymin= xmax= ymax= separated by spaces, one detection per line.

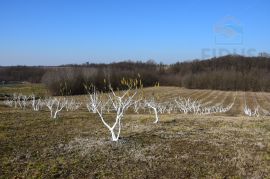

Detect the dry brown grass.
xmin=1 ymin=85 xmax=270 ymax=178
xmin=1 ymin=102 xmax=270 ymax=178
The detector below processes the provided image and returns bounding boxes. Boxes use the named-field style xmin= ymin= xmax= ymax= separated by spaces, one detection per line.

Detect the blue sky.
xmin=0 ymin=0 xmax=269 ymax=65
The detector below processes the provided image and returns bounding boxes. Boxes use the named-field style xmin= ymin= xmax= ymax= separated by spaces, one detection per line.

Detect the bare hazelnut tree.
xmin=86 ymin=78 xmax=140 ymax=141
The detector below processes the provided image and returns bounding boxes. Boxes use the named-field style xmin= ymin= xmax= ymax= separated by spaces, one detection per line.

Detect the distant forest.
xmin=1 ymin=55 xmax=270 ymax=95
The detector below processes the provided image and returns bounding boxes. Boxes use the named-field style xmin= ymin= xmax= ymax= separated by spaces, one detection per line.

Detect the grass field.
xmin=0 ymin=83 xmax=48 ymax=98
xmin=1 ymin=84 xmax=270 ymax=178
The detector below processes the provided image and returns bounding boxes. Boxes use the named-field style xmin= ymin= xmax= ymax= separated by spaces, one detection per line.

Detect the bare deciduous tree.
xmin=45 ymin=98 xmax=67 ymax=119
xmin=86 ymin=79 xmax=139 ymax=141
xmin=145 ymin=99 xmax=160 ymax=123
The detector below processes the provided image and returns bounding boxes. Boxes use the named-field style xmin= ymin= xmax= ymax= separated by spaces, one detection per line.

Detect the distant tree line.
xmin=169 ymin=55 xmax=270 ymax=91
xmin=41 ymin=61 xmax=162 ymax=95
xmin=0 ymin=66 xmax=47 ymax=83
xmin=1 ymin=55 xmax=270 ymax=95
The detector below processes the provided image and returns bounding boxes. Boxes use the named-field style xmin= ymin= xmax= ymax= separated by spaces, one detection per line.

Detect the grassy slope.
xmin=1 ymin=84 xmax=270 ymax=178
xmin=0 ymin=83 xmax=49 ymax=97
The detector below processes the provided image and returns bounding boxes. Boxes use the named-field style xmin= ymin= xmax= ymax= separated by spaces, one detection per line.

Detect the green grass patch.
xmin=0 ymin=83 xmax=49 ymax=97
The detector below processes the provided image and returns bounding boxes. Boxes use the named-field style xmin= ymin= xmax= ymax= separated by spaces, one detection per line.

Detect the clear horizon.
xmin=0 ymin=0 xmax=269 ymax=66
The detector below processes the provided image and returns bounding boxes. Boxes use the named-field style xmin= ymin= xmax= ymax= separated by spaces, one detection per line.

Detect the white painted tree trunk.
xmin=45 ymin=98 xmax=67 ymax=119
xmin=145 ymin=100 xmax=160 ymax=123
xmin=87 ymin=84 xmax=137 ymax=142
